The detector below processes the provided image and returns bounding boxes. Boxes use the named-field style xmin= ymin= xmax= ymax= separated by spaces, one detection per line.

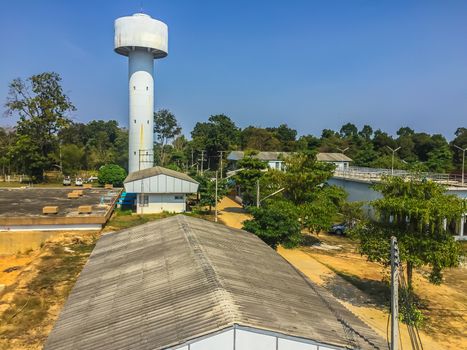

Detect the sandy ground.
xmin=217 ymin=196 xmax=467 ymax=350
xmin=0 ymin=254 xmax=35 ymax=288
xmin=217 ymin=196 xmax=251 ymax=229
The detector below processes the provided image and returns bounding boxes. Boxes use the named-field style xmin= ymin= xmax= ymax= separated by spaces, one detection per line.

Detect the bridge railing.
xmin=335 ymin=166 xmax=466 ymax=187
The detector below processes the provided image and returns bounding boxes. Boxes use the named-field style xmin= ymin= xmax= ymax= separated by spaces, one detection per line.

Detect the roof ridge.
xmin=177 ymin=215 xmax=241 ymax=324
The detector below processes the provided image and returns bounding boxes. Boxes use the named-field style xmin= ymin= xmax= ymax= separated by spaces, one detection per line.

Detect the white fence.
xmin=334 ymin=166 xmax=466 ymax=187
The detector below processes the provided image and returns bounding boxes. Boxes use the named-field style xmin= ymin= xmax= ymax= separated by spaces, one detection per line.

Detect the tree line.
xmin=1 ymin=72 xmax=466 ymax=181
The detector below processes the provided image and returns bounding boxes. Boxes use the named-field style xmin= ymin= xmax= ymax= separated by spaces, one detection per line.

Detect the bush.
xmin=98 ymin=164 xmax=126 ymax=187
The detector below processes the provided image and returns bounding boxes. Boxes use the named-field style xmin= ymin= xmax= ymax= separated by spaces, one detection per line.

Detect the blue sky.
xmin=1 ymin=0 xmax=466 ymax=138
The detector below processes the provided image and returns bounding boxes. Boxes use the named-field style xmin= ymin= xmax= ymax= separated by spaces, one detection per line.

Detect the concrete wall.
xmin=136 ymin=193 xmax=186 ymax=214
xmin=171 ymin=326 xmax=343 ymax=350
xmin=328 ymin=178 xmax=381 ymax=203
xmin=0 ymin=224 xmax=102 ymax=232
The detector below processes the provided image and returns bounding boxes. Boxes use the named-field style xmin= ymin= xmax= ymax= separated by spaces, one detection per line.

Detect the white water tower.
xmin=114 ymin=13 xmax=168 ymax=173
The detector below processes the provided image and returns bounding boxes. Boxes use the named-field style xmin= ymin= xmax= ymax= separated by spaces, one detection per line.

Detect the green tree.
xmin=266 ymin=124 xmax=297 ymax=151
xmin=0 ymin=127 xmax=16 ymax=177
xmin=339 ymin=122 xmax=358 ymax=139
xmin=60 ymin=144 xmax=85 ymax=175
xmin=5 ymin=72 xmax=75 ymax=181
xmin=194 ymin=173 xmax=229 ymax=212
xmin=234 ymin=153 xmax=268 ymax=206
xmin=154 ymin=109 xmax=181 ymax=166
xmin=299 ymin=186 xmax=344 ymax=234
xmin=353 ymin=176 xmax=464 ymax=289
xmin=279 ymin=151 xmax=337 ymax=205
xmin=243 ymin=200 xmax=302 ymax=249
xmin=240 ymin=126 xmax=281 ymax=151
xmin=191 ymin=115 xmax=240 ymax=170
xmin=98 ymin=164 xmax=127 ymax=187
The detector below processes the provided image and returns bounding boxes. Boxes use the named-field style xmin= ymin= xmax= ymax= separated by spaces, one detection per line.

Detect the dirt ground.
xmin=0 ymin=231 xmax=98 ymax=350
xmin=218 ymin=196 xmax=467 ymax=350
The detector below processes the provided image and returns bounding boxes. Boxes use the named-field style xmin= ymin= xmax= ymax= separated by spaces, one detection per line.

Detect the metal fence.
xmin=334 ymin=166 xmax=466 ymax=187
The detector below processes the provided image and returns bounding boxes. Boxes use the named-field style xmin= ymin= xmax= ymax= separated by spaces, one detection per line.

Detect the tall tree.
xmin=266 ymin=124 xmax=298 ymax=151
xmin=5 ymin=72 xmax=75 ymax=181
xmin=154 ymin=109 xmax=181 ymax=166
xmin=241 ymin=126 xmax=281 ymax=151
xmin=191 ymin=114 xmax=240 ymax=170
xmin=234 ymin=153 xmax=268 ymax=206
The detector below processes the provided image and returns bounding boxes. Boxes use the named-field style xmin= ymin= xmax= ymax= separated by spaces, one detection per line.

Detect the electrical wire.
xmin=398 ymin=265 xmax=424 ymax=350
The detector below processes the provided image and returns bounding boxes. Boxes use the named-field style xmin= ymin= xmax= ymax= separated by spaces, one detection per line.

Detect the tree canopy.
xmin=353 ymin=176 xmax=465 ymax=289
xmin=243 ymin=200 xmax=302 ymax=249
xmin=5 ymin=72 xmax=75 ymax=181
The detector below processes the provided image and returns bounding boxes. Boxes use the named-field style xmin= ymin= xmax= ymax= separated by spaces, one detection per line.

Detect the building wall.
xmin=333 ymin=161 xmax=349 ymax=171
xmin=125 ymin=174 xmax=198 ymax=194
xmin=136 ymin=193 xmax=186 ymax=214
xmin=267 ymin=161 xmax=285 ymax=171
xmin=170 ymin=326 xmax=344 ymax=350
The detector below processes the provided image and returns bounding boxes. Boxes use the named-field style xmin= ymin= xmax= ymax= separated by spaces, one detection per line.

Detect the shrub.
xmin=243 ymin=200 xmax=302 ymax=249
xmin=98 ymin=164 xmax=126 ymax=187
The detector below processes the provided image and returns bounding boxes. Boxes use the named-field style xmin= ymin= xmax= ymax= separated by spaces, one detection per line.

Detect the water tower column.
xmin=128 ymin=49 xmax=154 ymax=172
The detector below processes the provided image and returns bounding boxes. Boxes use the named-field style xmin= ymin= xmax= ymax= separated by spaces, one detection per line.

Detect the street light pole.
xmin=215 ymin=171 xmax=218 ymax=222
xmin=387 ymin=146 xmax=401 ymax=176
xmin=256 ymin=179 xmax=260 ymax=208
xmin=454 ymin=145 xmax=467 ymax=186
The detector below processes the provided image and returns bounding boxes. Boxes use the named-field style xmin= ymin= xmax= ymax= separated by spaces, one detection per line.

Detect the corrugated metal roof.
xmin=316 ymin=153 xmax=353 ymax=162
xmin=228 ymin=151 xmax=353 ymax=162
xmin=45 ymin=215 xmax=385 ymax=350
xmin=124 ymin=166 xmax=198 ymax=184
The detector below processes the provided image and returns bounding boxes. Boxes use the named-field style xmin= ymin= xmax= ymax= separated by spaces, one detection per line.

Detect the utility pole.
xmin=256 ymin=179 xmax=260 ymax=208
xmin=390 ymin=236 xmax=400 ymax=350
xmin=215 ymin=171 xmax=218 ymax=222
xmin=191 ymin=148 xmax=194 ymax=168
xmin=454 ymin=145 xmax=466 ymax=186
xmin=218 ymin=151 xmax=225 ymax=179
xmin=387 ymin=146 xmax=401 ymax=176
xmin=200 ymin=150 xmax=205 ymax=174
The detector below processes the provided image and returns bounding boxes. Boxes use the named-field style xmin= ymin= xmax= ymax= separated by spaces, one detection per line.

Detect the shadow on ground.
xmin=301 ymin=235 xmax=322 ymax=246
xmin=221 ymin=206 xmax=246 ymax=214
xmin=323 ymin=270 xmax=390 ymax=308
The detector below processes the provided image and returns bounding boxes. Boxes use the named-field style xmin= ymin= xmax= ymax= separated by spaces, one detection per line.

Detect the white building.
xmin=316 ymin=152 xmax=353 ymax=171
xmin=227 ymin=151 xmax=353 ymax=171
xmin=45 ymin=215 xmax=386 ymax=350
xmin=124 ymin=166 xmax=198 ymax=214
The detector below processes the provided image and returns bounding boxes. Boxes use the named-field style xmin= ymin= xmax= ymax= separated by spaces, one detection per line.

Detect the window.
xmin=139 ymin=194 xmax=149 ymax=206
xmin=174 ymin=195 xmax=183 ymax=200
